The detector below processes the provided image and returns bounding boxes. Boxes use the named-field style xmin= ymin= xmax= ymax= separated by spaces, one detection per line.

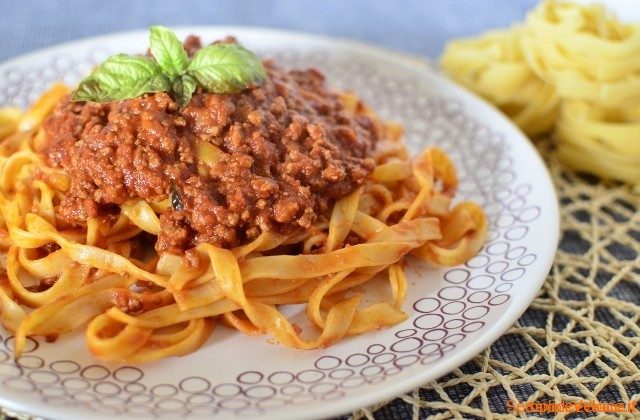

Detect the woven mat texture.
xmin=342 ymin=139 xmax=640 ymax=419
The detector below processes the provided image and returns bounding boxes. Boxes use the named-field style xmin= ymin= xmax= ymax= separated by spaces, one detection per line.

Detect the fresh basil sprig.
xmin=72 ymin=26 xmax=267 ymax=107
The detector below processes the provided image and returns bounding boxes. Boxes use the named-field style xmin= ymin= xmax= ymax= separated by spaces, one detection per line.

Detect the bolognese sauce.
xmin=41 ymin=37 xmax=379 ymax=253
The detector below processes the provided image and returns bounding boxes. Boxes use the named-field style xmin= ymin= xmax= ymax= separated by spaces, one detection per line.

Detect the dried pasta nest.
xmin=440 ymin=0 xmax=640 ymax=186
xmin=556 ymin=100 xmax=640 ymax=184
xmin=440 ymin=27 xmax=559 ymax=137
xmin=521 ymin=0 xmax=640 ymax=107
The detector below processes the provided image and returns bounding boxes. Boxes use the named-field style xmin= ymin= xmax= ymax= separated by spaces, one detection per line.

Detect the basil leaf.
xmin=72 ymin=54 xmax=170 ymax=102
xmin=173 ymin=74 xmax=197 ymax=108
xmin=187 ymin=44 xmax=267 ymax=94
xmin=149 ymin=26 xmax=189 ymax=78
xmin=72 ymin=27 xmax=267 ymax=106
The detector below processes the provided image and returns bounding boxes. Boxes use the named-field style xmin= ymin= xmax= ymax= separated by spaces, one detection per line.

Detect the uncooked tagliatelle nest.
xmin=440 ymin=27 xmax=560 ymax=137
xmin=440 ymin=0 xmax=640 ymax=186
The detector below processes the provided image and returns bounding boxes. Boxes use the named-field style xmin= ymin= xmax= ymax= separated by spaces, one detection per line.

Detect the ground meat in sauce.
xmin=41 ymin=36 xmax=378 ymax=253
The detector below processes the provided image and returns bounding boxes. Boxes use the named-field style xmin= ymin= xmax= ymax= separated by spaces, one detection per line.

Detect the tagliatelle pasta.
xmin=440 ymin=27 xmax=560 ymax=137
xmin=556 ymin=100 xmax=640 ymax=184
xmin=440 ymin=0 xmax=640 ymax=186
xmin=521 ymin=0 xmax=640 ymax=106
xmin=0 ymin=84 xmax=487 ymax=363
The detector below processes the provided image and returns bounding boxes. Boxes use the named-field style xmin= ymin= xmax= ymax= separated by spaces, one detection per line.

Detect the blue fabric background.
xmin=0 ymin=0 xmax=537 ymax=61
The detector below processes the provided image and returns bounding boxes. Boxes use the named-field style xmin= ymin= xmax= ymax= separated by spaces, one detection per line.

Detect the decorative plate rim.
xmin=0 ymin=26 xmax=560 ymax=420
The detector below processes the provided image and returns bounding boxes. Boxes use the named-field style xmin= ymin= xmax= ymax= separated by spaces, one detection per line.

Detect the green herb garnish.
xmin=72 ymin=26 xmax=267 ymax=107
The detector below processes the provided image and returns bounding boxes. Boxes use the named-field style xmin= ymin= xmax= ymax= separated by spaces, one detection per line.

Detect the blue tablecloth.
xmin=0 ymin=0 xmax=537 ymax=61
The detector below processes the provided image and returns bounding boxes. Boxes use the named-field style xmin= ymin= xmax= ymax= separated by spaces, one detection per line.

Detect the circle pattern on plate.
xmin=0 ymin=39 xmax=541 ymax=417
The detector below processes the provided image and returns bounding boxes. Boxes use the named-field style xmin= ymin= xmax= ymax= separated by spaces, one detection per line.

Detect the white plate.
xmin=0 ymin=27 xmax=559 ymax=419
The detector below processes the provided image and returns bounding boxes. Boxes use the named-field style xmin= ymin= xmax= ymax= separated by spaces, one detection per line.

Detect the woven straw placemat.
xmin=343 ymin=139 xmax=640 ymax=419
xmin=0 ymin=143 xmax=637 ymax=420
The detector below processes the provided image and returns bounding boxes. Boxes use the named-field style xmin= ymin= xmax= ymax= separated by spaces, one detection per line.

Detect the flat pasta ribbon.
xmin=522 ymin=0 xmax=640 ymax=106
xmin=441 ymin=27 xmax=560 ymax=137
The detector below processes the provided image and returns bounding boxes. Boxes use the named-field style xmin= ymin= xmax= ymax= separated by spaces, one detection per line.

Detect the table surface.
xmin=1 ymin=1 xmax=639 ymax=419
xmin=0 ymin=0 xmax=538 ymax=62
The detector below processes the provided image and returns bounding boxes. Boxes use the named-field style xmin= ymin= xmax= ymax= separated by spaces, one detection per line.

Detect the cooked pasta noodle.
xmin=0 ymin=85 xmax=487 ymax=362
xmin=440 ymin=27 xmax=560 ymax=137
